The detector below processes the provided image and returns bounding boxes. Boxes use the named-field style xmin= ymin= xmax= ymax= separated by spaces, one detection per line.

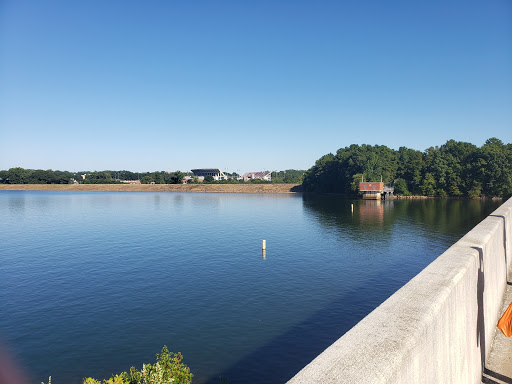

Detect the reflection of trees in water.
xmin=7 ymin=193 xmax=27 ymax=214
xmin=302 ymin=195 xmax=503 ymax=245
xmin=301 ymin=194 xmax=396 ymax=245
xmin=396 ymin=198 xmax=504 ymax=238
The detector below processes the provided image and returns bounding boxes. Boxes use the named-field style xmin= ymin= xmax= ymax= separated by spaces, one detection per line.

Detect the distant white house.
xmin=242 ymin=171 xmax=272 ymax=182
xmin=191 ymin=168 xmax=227 ymax=181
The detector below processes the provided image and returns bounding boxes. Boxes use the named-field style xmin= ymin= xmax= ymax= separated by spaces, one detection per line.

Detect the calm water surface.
xmin=0 ymin=192 xmax=503 ymax=383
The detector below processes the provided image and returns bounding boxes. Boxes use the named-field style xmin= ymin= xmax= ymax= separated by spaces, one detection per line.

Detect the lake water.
xmin=0 ymin=191 xmax=503 ymax=383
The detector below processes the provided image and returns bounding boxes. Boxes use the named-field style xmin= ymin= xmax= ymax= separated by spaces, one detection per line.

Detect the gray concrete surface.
xmin=288 ymin=198 xmax=512 ymax=384
xmin=482 ymin=274 xmax=512 ymax=384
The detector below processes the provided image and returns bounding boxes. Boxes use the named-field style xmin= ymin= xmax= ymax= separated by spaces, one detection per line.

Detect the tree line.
xmin=302 ymin=138 xmax=512 ymax=198
xmin=0 ymin=168 xmax=305 ymax=185
xmin=0 ymin=168 xmax=186 ymax=185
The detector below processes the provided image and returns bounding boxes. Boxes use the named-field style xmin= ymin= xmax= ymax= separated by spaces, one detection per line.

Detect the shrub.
xmin=80 ymin=346 xmax=192 ymax=384
xmin=83 ymin=379 xmax=101 ymax=384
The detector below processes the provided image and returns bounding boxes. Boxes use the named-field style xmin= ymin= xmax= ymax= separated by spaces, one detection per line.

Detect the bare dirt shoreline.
xmin=0 ymin=183 xmax=303 ymax=193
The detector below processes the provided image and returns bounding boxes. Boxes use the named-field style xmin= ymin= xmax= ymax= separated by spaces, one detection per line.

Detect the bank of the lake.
xmin=2 ymin=185 xmax=507 ymax=200
xmin=0 ymin=183 xmax=302 ymax=193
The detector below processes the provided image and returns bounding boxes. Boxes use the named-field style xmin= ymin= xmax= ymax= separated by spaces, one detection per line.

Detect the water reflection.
xmin=301 ymin=195 xmax=396 ymax=245
xmin=358 ymin=200 xmax=385 ymax=225
xmin=302 ymin=195 xmax=503 ymax=243
xmin=8 ymin=191 xmax=26 ymax=214
xmin=173 ymin=194 xmax=185 ymax=208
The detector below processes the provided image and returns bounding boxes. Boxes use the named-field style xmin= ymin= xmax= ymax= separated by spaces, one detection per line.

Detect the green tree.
xmin=83 ymin=171 xmax=116 ymax=184
xmin=394 ymin=178 xmax=409 ymax=195
xmin=477 ymin=138 xmax=512 ymax=197
xmin=7 ymin=167 xmax=28 ymax=184
xmin=442 ymin=140 xmax=477 ymax=195
xmin=363 ymin=152 xmax=380 ymax=182
xmin=396 ymin=147 xmax=423 ymax=195
xmin=30 ymin=169 xmax=53 ymax=184
xmin=302 ymin=152 xmax=340 ymax=192
xmin=468 ymin=180 xmax=482 ymax=198
xmin=0 ymin=170 xmax=8 ymax=183
xmin=117 ymin=170 xmax=139 ymax=181
xmin=271 ymin=169 xmax=304 ymax=184
xmin=153 ymin=172 xmax=165 ymax=184
xmin=170 ymin=171 xmax=184 ymax=184
xmin=351 ymin=173 xmax=363 ymax=193
xmin=420 ymin=173 xmax=436 ymax=196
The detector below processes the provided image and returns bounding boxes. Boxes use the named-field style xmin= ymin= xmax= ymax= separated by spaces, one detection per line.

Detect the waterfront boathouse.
xmin=359 ymin=182 xmax=384 ymax=200
xmin=359 ymin=182 xmax=394 ymax=200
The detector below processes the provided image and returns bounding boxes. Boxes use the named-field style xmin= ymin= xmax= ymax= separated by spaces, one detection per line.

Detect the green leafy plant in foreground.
xmin=42 ymin=346 xmax=193 ymax=384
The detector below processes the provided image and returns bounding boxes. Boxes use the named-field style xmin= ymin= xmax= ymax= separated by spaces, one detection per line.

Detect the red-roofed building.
xmin=359 ymin=182 xmax=384 ymax=200
xmin=359 ymin=182 xmax=394 ymax=200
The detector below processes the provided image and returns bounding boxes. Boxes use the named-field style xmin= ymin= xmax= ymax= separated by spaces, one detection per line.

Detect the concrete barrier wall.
xmin=288 ymin=197 xmax=512 ymax=384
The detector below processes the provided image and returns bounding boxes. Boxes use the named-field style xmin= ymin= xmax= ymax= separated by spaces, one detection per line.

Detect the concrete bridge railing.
xmin=288 ymin=197 xmax=512 ymax=384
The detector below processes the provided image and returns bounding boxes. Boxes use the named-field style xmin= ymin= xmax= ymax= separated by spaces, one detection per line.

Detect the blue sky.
xmin=1 ymin=1 xmax=511 ymax=173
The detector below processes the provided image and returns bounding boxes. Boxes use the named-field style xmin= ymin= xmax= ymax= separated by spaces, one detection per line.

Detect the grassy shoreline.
xmin=0 ymin=183 xmax=303 ymax=193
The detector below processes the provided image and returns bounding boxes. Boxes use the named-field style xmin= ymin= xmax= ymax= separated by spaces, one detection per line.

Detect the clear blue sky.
xmin=1 ymin=0 xmax=511 ymax=173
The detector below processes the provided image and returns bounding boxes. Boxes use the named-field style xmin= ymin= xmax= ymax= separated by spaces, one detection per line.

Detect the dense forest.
xmin=0 ymin=168 xmax=305 ymax=185
xmin=302 ymin=138 xmax=512 ymax=198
